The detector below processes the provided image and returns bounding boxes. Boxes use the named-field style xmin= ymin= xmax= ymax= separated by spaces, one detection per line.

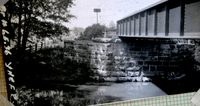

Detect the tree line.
xmin=4 ymin=0 xmax=75 ymax=53
xmin=73 ymin=21 xmax=116 ymax=40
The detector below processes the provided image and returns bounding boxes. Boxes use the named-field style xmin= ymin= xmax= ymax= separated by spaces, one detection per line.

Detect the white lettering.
xmin=10 ymin=94 xmax=18 ymax=100
xmin=9 ymin=84 xmax=15 ymax=90
xmin=2 ymin=29 xmax=9 ymax=35
xmin=2 ymin=35 xmax=9 ymax=42
xmin=7 ymin=70 xmax=14 ymax=77
xmin=1 ymin=6 xmax=17 ymax=104
xmin=1 ymin=20 xmax=7 ymax=27
xmin=4 ymin=46 xmax=11 ymax=51
xmin=9 ymin=77 xmax=15 ymax=83
xmin=0 ymin=12 xmax=5 ymax=17
xmin=0 ymin=6 xmax=6 ymax=12
xmin=5 ymin=62 xmax=13 ymax=70
xmin=4 ymin=50 xmax=12 ymax=55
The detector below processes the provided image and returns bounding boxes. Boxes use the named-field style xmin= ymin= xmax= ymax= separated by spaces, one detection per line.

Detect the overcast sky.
xmin=64 ymin=0 xmax=161 ymax=29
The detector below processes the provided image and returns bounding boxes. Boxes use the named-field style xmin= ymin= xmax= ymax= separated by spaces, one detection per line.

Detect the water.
xmin=77 ymin=82 xmax=167 ymax=104
xmin=34 ymin=82 xmax=167 ymax=105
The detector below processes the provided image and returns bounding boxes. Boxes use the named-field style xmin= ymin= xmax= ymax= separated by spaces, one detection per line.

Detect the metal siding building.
xmin=117 ymin=0 xmax=200 ymax=39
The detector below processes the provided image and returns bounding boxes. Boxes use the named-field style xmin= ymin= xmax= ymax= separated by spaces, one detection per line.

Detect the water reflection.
xmin=93 ymin=82 xmax=167 ymax=101
xmin=34 ymin=82 xmax=167 ymax=105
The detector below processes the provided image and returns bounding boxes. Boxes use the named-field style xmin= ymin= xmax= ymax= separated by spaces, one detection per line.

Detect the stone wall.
xmin=64 ymin=39 xmax=122 ymax=76
xmin=117 ymin=38 xmax=196 ymax=76
xmin=64 ymin=38 xmax=198 ymax=77
xmin=64 ymin=40 xmax=91 ymax=65
xmin=194 ymin=39 xmax=200 ymax=72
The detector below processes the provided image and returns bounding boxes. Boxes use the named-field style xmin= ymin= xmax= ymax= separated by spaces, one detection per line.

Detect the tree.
xmin=108 ymin=20 xmax=115 ymax=28
xmin=77 ymin=24 xmax=106 ymax=40
xmin=4 ymin=0 xmax=75 ymax=52
xmin=72 ymin=27 xmax=84 ymax=36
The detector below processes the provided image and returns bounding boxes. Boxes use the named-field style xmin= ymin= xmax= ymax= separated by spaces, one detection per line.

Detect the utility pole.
xmin=93 ymin=8 xmax=101 ymax=24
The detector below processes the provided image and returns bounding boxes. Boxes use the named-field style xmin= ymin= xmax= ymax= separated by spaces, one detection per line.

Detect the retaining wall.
xmin=64 ymin=38 xmax=199 ymax=77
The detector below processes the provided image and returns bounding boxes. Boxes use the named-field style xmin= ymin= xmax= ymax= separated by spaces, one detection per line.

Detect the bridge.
xmin=117 ymin=0 xmax=200 ymax=39
xmin=63 ymin=0 xmax=200 ymax=79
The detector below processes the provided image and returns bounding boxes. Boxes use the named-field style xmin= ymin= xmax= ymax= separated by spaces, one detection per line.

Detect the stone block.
xmin=171 ymin=49 xmax=178 ymax=54
xmin=115 ymin=61 xmax=120 ymax=65
xmin=65 ymin=56 xmax=73 ymax=60
xmin=78 ymin=45 xmax=88 ymax=50
xmin=96 ymin=54 xmax=101 ymax=59
xmin=114 ymin=56 xmax=121 ymax=60
xmin=149 ymin=65 xmax=157 ymax=71
xmin=177 ymin=44 xmax=185 ymax=49
xmin=71 ymin=52 xmax=76 ymax=56
xmin=87 ymin=43 xmax=94 ymax=46
xmin=163 ymin=61 xmax=169 ymax=66
xmin=107 ymin=62 xmax=113 ymax=65
xmin=158 ymin=56 xmax=169 ymax=61
xmin=157 ymin=66 xmax=165 ymax=71
xmin=90 ymin=55 xmax=95 ymax=59
xmin=95 ymin=59 xmax=101 ymax=64
xmin=106 ymin=52 xmax=113 ymax=56
xmin=64 ymin=40 xmax=74 ymax=44
xmin=107 ymin=56 xmax=113 ymax=60
xmin=92 ymin=65 xmax=99 ymax=69
xmin=129 ymin=51 xmax=136 ymax=55
xmin=143 ymin=66 xmax=149 ymax=71
xmin=147 ymin=61 xmax=162 ymax=65
xmin=169 ymin=44 xmax=176 ymax=49
xmin=148 ymin=52 xmax=163 ymax=56
xmin=78 ymin=51 xmax=89 ymax=57
xmin=119 ymin=51 xmax=124 ymax=55
xmin=82 ymin=58 xmax=89 ymax=63
xmin=67 ymin=46 xmax=75 ymax=50
xmin=138 ymin=61 xmax=144 ymax=65
xmin=130 ymin=47 xmax=141 ymax=51
xmin=107 ymin=43 xmax=111 ymax=47
xmin=150 ymin=56 xmax=158 ymax=61
xmin=90 ymin=51 xmax=95 ymax=55
xmin=91 ymin=59 xmax=95 ymax=64
xmin=100 ymin=56 xmax=107 ymax=60
xmin=161 ymin=44 xmax=170 ymax=50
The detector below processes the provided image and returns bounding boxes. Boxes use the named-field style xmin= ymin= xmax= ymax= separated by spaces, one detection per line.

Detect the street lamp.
xmin=93 ymin=8 xmax=101 ymax=24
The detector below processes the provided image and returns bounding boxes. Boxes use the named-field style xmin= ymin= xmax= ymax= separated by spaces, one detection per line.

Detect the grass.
xmin=16 ymin=84 xmax=108 ymax=106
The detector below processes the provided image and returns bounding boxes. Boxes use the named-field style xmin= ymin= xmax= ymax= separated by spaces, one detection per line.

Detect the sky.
xmin=64 ymin=0 xmax=161 ymax=29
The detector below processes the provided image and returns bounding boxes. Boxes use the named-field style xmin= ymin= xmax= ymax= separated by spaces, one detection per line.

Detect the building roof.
xmin=118 ymin=0 xmax=168 ymax=21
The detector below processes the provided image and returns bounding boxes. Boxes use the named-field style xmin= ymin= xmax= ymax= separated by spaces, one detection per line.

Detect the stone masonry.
xmin=64 ymin=37 xmax=199 ymax=77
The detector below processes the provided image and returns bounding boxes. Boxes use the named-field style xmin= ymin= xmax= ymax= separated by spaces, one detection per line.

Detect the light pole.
xmin=93 ymin=8 xmax=101 ymax=24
